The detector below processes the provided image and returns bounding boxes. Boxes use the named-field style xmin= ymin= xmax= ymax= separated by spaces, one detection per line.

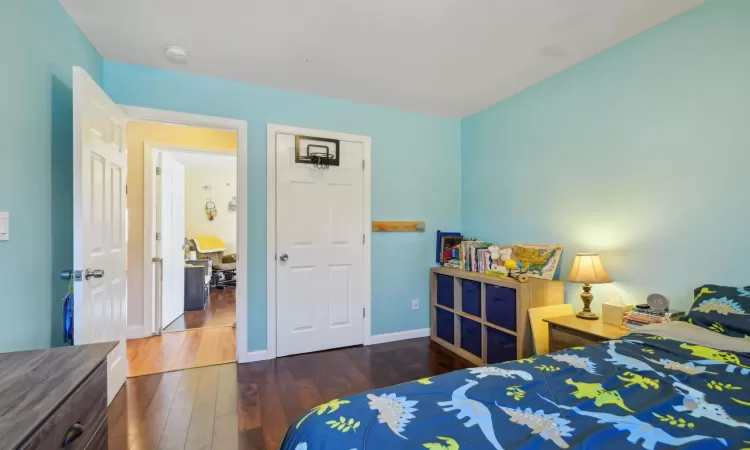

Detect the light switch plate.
xmin=0 ymin=212 xmax=8 ymax=241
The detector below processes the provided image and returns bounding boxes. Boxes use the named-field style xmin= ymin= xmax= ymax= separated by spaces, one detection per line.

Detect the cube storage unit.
xmin=430 ymin=267 xmax=564 ymax=366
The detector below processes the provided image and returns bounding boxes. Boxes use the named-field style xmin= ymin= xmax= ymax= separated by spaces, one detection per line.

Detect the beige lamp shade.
xmin=568 ymin=253 xmax=612 ymax=284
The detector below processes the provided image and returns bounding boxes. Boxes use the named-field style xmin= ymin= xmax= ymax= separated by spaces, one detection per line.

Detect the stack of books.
xmin=622 ymin=306 xmax=684 ymax=329
xmin=456 ymin=241 xmax=494 ymax=274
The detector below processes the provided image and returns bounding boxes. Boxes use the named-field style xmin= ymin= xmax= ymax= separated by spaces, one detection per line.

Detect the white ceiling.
xmin=60 ymin=0 xmax=705 ymax=118
xmin=164 ymin=151 xmax=236 ymax=172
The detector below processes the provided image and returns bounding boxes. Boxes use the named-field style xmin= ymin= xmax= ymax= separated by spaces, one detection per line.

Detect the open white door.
xmin=72 ymin=67 xmax=127 ymax=404
xmin=275 ymin=133 xmax=365 ymax=357
xmin=158 ymin=152 xmax=186 ymax=329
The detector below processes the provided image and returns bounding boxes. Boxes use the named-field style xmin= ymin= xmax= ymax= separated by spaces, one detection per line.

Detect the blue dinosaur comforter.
xmin=281 ymin=332 xmax=750 ymax=450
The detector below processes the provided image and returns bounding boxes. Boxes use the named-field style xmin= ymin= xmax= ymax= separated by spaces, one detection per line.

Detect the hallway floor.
xmin=165 ymin=289 xmax=236 ymax=332
xmin=110 ymin=337 xmax=473 ymax=449
xmin=127 ymin=327 xmax=236 ymax=377
xmin=127 ymin=290 xmax=237 ymax=377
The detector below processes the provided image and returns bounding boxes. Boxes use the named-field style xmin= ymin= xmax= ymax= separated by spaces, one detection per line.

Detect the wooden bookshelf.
xmin=430 ymin=267 xmax=564 ymax=365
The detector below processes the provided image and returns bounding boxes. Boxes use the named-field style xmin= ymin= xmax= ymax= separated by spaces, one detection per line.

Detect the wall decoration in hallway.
xmin=205 ymin=199 xmax=217 ymax=221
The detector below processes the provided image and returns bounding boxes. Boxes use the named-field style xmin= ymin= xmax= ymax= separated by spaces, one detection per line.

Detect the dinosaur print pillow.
xmin=683 ymin=284 xmax=750 ymax=337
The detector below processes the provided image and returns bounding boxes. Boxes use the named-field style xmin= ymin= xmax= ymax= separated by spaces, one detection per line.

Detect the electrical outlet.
xmin=0 ymin=212 xmax=8 ymax=241
xmin=412 ymin=298 xmax=419 ymax=310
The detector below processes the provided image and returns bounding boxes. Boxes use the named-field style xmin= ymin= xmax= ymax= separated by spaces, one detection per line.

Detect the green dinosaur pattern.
xmin=617 ymin=372 xmax=660 ymax=390
xmin=565 ymin=379 xmax=634 ymax=413
xmin=680 ymin=343 xmax=750 ymax=369
xmin=423 ymin=436 xmax=460 ymax=450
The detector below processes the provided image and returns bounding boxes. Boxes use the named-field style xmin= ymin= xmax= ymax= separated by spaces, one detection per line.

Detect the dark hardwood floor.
xmin=108 ymin=337 xmax=473 ymax=449
xmin=164 ymin=289 xmax=236 ymax=332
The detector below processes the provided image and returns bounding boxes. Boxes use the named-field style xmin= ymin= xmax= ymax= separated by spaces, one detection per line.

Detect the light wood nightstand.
xmin=544 ymin=315 xmax=629 ymax=353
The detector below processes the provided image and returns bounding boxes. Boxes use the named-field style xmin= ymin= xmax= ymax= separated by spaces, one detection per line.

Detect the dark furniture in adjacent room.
xmin=0 ymin=342 xmax=118 ymax=450
xmin=185 ymin=264 xmax=209 ymax=311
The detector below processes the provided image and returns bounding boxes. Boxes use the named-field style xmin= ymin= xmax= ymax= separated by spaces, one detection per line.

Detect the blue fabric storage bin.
xmin=436 ymin=307 xmax=454 ymax=344
xmin=436 ymin=274 xmax=454 ymax=308
xmin=460 ymin=317 xmax=482 ymax=357
xmin=461 ymin=280 xmax=481 ymax=317
xmin=487 ymin=326 xmax=517 ymax=363
xmin=486 ymin=284 xmax=516 ymax=331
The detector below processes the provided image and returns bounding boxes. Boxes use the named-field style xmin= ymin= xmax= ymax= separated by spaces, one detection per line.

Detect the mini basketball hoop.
xmin=295 ymin=136 xmax=340 ymax=169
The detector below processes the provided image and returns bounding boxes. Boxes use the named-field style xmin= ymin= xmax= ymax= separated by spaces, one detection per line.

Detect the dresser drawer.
xmin=21 ymin=362 xmax=107 ymax=450
xmin=83 ymin=416 xmax=107 ymax=450
xmin=549 ymin=327 xmax=599 ymax=353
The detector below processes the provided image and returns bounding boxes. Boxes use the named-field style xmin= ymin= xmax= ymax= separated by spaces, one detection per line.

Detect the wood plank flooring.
xmin=110 ymin=337 xmax=473 ymax=449
xmin=165 ymin=290 xmax=236 ymax=332
xmin=127 ymin=327 xmax=236 ymax=377
xmin=108 ymin=364 xmax=238 ymax=450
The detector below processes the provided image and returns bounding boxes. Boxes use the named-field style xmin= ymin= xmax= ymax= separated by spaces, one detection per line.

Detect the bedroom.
xmin=0 ymin=0 xmax=748 ymax=449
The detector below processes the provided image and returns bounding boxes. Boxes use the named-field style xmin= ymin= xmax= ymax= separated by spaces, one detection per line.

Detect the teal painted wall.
xmin=462 ymin=0 xmax=750 ymax=314
xmin=102 ymin=62 xmax=461 ymax=350
xmin=0 ymin=0 xmax=102 ymax=351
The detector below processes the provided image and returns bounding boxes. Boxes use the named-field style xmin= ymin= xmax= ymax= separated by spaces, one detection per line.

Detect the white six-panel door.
xmin=276 ymin=134 xmax=365 ymax=357
xmin=158 ymin=153 xmax=186 ymax=329
xmin=73 ymin=67 xmax=127 ymax=404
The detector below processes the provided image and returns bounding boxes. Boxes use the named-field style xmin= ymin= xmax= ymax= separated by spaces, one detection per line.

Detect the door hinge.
xmin=155 ymin=232 xmax=161 ymax=241
xmin=363 ymin=308 xmax=366 ymax=318
xmin=362 ymin=234 xmax=365 ymax=244
xmin=362 ymin=160 xmax=365 ymax=171
xmin=156 ymin=167 xmax=162 ymax=176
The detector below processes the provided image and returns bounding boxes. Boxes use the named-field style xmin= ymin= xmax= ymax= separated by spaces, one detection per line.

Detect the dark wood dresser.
xmin=0 ymin=342 xmax=117 ymax=450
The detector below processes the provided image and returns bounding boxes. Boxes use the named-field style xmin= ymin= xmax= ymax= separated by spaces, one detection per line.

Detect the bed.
xmin=281 ymin=285 xmax=750 ymax=450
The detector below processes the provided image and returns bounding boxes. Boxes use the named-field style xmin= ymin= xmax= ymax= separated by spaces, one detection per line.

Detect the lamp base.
xmin=576 ymin=310 xmax=599 ymax=320
xmin=577 ymin=283 xmax=599 ymax=320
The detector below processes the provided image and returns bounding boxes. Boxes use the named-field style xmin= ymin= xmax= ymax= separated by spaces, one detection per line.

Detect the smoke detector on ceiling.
xmin=164 ymin=45 xmax=189 ymax=64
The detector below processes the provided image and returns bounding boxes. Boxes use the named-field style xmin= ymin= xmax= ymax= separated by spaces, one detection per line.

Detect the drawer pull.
xmin=61 ymin=422 xmax=85 ymax=447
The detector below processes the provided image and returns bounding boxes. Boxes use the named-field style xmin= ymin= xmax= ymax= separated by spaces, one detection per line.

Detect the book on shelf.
xmin=437 ymin=233 xmax=463 ymax=265
xmin=631 ymin=307 xmax=681 ymax=318
xmin=621 ymin=310 xmax=685 ymax=329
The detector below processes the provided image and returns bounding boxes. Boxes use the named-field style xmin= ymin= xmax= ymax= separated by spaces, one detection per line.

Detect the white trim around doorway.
xmin=266 ymin=124 xmax=372 ymax=360
xmin=122 ymin=106 xmax=249 ymax=364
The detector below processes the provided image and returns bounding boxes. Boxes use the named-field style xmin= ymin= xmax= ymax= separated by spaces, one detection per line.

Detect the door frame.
xmin=266 ymin=124 xmax=372 ymax=360
xmin=144 ymin=144 xmax=237 ymax=335
xmin=124 ymin=105 xmax=249 ymax=363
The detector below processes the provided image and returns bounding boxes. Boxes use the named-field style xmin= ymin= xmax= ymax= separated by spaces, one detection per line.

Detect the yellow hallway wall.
xmin=126 ymin=121 xmax=237 ymax=331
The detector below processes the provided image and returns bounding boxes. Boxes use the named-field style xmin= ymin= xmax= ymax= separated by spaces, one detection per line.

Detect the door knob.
xmin=279 ymin=253 xmax=289 ymax=262
xmin=84 ymin=268 xmax=105 ymax=280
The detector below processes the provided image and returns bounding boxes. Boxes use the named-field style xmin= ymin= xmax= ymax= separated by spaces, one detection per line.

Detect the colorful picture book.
xmin=436 ymin=231 xmax=463 ymax=266
xmin=509 ymin=244 xmax=563 ymax=280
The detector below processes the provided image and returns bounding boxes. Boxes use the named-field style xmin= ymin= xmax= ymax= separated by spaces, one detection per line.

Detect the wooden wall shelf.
xmin=429 ymin=267 xmax=564 ymax=366
xmin=372 ymin=221 xmax=425 ymax=232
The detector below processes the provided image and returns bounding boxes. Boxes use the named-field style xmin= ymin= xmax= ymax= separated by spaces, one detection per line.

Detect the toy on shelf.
xmin=503 ymin=259 xmax=530 ymax=283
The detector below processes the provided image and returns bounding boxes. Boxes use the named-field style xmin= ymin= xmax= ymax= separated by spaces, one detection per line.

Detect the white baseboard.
xmin=236 ymin=329 xmax=430 ymax=363
xmin=126 ymin=326 xmax=147 ymax=340
xmin=369 ymin=328 xmax=430 ymax=345
xmin=238 ymin=350 xmax=269 ymax=364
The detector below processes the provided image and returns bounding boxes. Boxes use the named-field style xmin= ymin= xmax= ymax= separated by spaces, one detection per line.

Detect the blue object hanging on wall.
xmin=63 ymin=282 xmax=74 ymax=345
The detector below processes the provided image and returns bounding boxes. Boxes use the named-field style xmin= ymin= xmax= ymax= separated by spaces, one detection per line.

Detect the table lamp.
xmin=567 ymin=253 xmax=612 ymax=320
